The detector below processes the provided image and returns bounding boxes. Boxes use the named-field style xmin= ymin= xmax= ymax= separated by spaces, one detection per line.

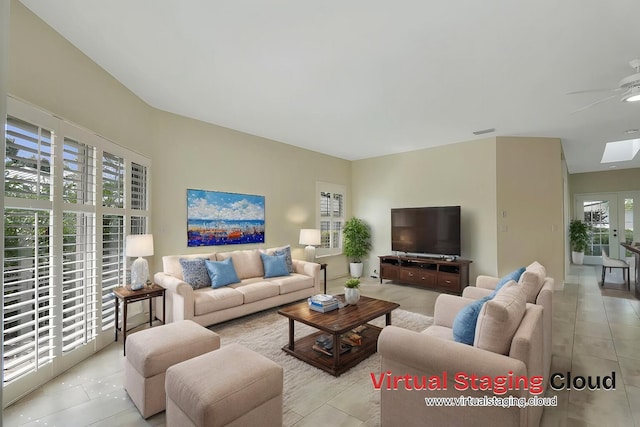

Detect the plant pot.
xmin=349 ymin=262 xmax=364 ymax=278
xmin=571 ymin=251 xmax=585 ymax=265
xmin=344 ymin=287 xmax=360 ymax=305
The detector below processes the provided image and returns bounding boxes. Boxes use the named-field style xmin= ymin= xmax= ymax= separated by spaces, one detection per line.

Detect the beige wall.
xmin=8 ymin=0 xmax=352 ymax=280
xmin=351 ymin=138 xmax=499 ymax=281
xmin=570 ymin=169 xmax=640 ymax=205
xmin=151 ymin=111 xmax=351 ymax=277
xmin=8 ymin=1 xmax=153 ymax=157
xmin=496 ymin=137 xmax=564 ymax=283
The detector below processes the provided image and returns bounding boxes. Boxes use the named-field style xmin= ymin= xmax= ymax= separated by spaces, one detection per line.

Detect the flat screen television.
xmin=391 ymin=206 xmax=461 ymax=256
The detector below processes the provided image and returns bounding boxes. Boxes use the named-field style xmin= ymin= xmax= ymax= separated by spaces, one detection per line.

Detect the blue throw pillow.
xmin=205 ymin=258 xmax=240 ymax=288
xmin=260 ymin=253 xmax=290 ymax=278
xmin=452 ymin=295 xmax=492 ymax=345
xmin=179 ymin=258 xmax=211 ymax=289
xmin=491 ymin=267 xmax=526 ymax=296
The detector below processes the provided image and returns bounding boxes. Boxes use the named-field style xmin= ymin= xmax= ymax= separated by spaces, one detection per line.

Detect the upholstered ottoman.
xmin=124 ymin=320 xmax=220 ymax=418
xmin=165 ymin=343 xmax=283 ymax=427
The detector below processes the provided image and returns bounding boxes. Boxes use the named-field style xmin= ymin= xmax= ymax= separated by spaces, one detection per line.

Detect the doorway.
xmin=575 ymin=192 xmax=640 ymax=282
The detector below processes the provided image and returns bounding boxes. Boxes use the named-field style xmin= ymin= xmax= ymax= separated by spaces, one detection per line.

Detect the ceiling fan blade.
xmin=570 ymin=94 xmax=618 ymax=114
xmin=566 ymin=87 xmax=622 ymax=95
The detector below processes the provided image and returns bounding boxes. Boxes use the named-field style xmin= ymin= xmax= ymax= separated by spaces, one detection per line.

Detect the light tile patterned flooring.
xmin=3 ymin=265 xmax=640 ymax=426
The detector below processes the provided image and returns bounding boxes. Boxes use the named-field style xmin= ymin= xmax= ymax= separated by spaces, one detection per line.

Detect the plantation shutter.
xmin=5 ymin=116 xmax=52 ymax=200
xmin=3 ymin=115 xmax=56 ymax=383
xmin=317 ymin=183 xmax=346 ymax=254
xmin=3 ymin=209 xmax=55 ymax=383
xmin=4 ymin=98 xmax=151 ymax=398
xmin=101 ymin=215 xmax=124 ymax=331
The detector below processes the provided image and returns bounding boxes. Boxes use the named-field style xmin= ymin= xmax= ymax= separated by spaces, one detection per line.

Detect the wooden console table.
xmin=379 ymin=255 xmax=472 ymax=294
xmin=621 ymin=243 xmax=640 ymax=299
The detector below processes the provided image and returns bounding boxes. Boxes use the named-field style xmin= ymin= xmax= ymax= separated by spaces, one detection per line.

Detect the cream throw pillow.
xmin=474 ymin=280 xmax=527 ymax=355
xmin=518 ymin=261 xmax=546 ymax=303
xmin=216 ymin=249 xmax=264 ymax=280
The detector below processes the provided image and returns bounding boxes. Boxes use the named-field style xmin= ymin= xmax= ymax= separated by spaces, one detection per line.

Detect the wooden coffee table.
xmin=278 ymin=295 xmax=400 ymax=376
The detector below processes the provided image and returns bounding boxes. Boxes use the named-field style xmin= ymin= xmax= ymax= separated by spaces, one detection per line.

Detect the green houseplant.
xmin=569 ymin=219 xmax=590 ymax=264
xmin=342 ymin=217 xmax=372 ymax=278
xmin=344 ymin=278 xmax=361 ymax=304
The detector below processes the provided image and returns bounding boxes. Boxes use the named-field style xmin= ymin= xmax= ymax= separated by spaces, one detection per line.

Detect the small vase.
xmin=344 ymin=287 xmax=360 ymax=305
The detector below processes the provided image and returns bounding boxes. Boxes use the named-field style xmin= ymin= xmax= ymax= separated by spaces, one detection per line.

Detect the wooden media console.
xmin=379 ymin=255 xmax=472 ymax=294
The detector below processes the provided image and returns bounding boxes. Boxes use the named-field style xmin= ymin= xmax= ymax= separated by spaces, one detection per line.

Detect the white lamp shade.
xmin=299 ymin=229 xmax=321 ymax=246
xmin=126 ymin=234 xmax=154 ymax=257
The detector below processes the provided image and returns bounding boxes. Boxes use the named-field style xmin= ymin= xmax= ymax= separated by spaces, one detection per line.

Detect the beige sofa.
xmin=378 ymin=281 xmax=545 ymax=427
xmin=154 ymin=247 xmax=321 ymax=327
xmin=462 ymin=262 xmax=553 ymax=381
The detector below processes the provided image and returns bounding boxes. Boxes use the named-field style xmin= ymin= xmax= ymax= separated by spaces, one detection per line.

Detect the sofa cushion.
xmin=163 ymin=253 xmax=217 ymax=280
xmin=216 ymin=249 xmax=264 ymax=280
xmin=263 ymin=245 xmax=294 ymax=273
xmin=193 ymin=287 xmax=244 ymax=316
xmin=179 ymin=258 xmax=211 ymax=289
xmin=205 ymin=258 xmax=240 ymax=288
xmin=260 ymin=253 xmax=290 ymax=278
xmin=518 ymin=261 xmax=546 ymax=303
xmin=474 ymin=280 xmax=527 ymax=355
xmin=452 ymin=294 xmax=492 ymax=345
xmin=276 ymin=274 xmax=315 ymax=294
xmin=234 ymin=282 xmax=280 ymax=304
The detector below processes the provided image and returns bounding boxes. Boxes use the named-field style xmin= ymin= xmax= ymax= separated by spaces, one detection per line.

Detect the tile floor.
xmin=2 ymin=265 xmax=640 ymax=426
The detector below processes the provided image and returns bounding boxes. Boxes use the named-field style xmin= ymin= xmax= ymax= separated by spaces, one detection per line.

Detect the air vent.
xmin=472 ymin=128 xmax=495 ymax=135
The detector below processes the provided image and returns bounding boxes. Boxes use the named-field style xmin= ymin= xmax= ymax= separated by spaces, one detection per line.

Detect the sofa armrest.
xmin=461 ymin=286 xmax=493 ymax=300
xmin=154 ymin=272 xmax=195 ymax=323
xmin=475 ymin=275 xmax=500 ymax=290
xmin=433 ymin=294 xmax=477 ymax=328
xmin=292 ymin=259 xmax=322 ymax=293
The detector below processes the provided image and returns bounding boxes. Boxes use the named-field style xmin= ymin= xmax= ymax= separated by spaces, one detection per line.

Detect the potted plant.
xmin=342 ymin=217 xmax=372 ymax=278
xmin=569 ymin=219 xmax=591 ymax=265
xmin=344 ymin=278 xmax=361 ymax=305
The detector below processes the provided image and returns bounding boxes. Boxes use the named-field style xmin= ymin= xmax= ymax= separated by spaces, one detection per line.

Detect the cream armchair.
xmin=462 ymin=262 xmax=553 ymax=382
xmin=378 ymin=282 xmax=545 ymax=427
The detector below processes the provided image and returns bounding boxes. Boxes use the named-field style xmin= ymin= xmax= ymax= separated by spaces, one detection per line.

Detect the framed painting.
xmin=187 ymin=189 xmax=265 ymax=247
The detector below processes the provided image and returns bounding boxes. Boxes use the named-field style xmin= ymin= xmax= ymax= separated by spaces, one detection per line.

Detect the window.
xmin=3 ymin=98 xmax=151 ymax=396
xmin=316 ymin=182 xmax=346 ymax=256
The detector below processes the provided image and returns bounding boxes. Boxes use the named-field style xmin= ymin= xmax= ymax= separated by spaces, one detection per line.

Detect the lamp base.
xmin=304 ymin=245 xmax=316 ymax=263
xmin=131 ymin=257 xmax=150 ymax=290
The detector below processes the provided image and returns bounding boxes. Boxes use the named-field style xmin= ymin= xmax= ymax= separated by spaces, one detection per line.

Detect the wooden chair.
xmin=601 ymin=250 xmax=630 ymax=291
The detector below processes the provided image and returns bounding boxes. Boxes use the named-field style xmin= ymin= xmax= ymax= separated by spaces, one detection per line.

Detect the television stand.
xmin=378 ymin=255 xmax=472 ymax=294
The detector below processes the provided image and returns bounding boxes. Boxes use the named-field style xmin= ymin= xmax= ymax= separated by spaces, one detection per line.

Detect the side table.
xmin=320 ymin=263 xmax=328 ymax=293
xmin=113 ymin=283 xmax=166 ymax=355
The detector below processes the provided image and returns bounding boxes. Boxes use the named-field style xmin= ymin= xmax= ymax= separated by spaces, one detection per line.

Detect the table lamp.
xmin=126 ymin=234 xmax=154 ymax=290
xmin=299 ymin=229 xmax=321 ymax=262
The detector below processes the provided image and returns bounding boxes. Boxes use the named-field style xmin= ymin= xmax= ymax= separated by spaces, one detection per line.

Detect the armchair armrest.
xmin=378 ymin=326 xmax=528 ymax=390
xmin=433 ymin=294 xmax=477 ymax=328
xmin=154 ymin=272 xmax=195 ymax=323
xmin=292 ymin=259 xmax=322 ymax=293
xmin=475 ymin=275 xmax=500 ymax=290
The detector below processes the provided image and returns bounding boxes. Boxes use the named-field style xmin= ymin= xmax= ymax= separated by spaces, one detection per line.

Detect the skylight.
xmin=600 ymin=138 xmax=640 ymax=163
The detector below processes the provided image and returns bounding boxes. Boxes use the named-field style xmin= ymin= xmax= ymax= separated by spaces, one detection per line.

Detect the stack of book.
xmin=312 ymin=334 xmax=350 ymax=357
xmin=308 ymin=294 xmax=339 ymax=313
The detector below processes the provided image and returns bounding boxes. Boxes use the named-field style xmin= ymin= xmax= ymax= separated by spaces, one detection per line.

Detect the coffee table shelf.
xmin=281 ymin=324 xmax=382 ymax=376
xmin=278 ymin=295 xmax=399 ymax=376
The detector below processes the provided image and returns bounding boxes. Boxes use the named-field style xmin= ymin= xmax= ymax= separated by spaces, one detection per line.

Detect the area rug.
xmin=211 ymin=308 xmax=433 ymax=424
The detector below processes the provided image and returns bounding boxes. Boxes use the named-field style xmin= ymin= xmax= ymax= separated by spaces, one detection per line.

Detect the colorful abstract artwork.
xmin=187 ymin=189 xmax=265 ymax=247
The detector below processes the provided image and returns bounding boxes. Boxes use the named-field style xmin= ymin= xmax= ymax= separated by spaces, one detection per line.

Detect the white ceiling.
xmin=20 ymin=0 xmax=640 ymax=173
